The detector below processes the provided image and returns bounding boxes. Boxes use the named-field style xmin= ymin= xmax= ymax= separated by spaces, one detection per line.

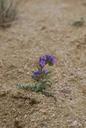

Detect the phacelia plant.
xmin=32 ymin=55 xmax=56 ymax=81
xmin=17 ymin=54 xmax=56 ymax=94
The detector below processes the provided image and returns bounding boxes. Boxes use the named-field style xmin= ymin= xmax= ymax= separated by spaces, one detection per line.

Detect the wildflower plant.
xmin=17 ymin=54 xmax=56 ymax=93
xmin=32 ymin=55 xmax=56 ymax=81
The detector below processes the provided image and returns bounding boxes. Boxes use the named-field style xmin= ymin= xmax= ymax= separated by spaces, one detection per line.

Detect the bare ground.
xmin=0 ymin=0 xmax=86 ymax=128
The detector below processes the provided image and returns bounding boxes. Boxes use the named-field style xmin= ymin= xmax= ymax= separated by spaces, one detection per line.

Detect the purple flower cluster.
xmin=32 ymin=55 xmax=56 ymax=80
xmin=39 ymin=55 xmax=56 ymax=68
xmin=33 ymin=69 xmax=48 ymax=76
xmin=32 ymin=69 xmax=49 ymax=80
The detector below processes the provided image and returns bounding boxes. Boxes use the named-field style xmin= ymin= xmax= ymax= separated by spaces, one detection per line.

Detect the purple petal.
xmin=46 ymin=55 xmax=57 ymax=65
xmin=33 ymin=70 xmax=42 ymax=76
xmin=39 ymin=55 xmax=47 ymax=68
xmin=43 ymin=69 xmax=49 ymax=74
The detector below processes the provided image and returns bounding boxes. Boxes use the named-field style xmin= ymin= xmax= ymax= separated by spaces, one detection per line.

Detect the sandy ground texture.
xmin=0 ymin=0 xmax=86 ymax=128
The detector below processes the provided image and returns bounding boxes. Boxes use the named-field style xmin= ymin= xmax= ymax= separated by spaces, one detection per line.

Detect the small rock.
xmin=61 ymin=88 xmax=71 ymax=94
xmin=18 ymin=69 xmax=24 ymax=73
xmin=26 ymin=72 xmax=30 ymax=75
xmin=0 ymin=91 xmax=7 ymax=97
xmin=69 ymin=120 xmax=82 ymax=128
xmin=72 ymin=120 xmax=78 ymax=126
xmin=29 ymin=98 xmax=40 ymax=106
xmin=41 ymin=26 xmax=46 ymax=30
xmin=24 ymin=114 xmax=27 ymax=119
xmin=24 ymin=64 xmax=28 ymax=70
xmin=40 ymin=109 xmax=47 ymax=114
xmin=14 ymin=119 xmax=22 ymax=128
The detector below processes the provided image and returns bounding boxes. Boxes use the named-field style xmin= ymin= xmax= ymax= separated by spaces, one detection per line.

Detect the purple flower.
xmin=39 ymin=54 xmax=56 ymax=68
xmin=46 ymin=55 xmax=56 ymax=65
xmin=39 ymin=60 xmax=46 ymax=68
xmin=32 ymin=69 xmax=49 ymax=80
xmin=39 ymin=55 xmax=47 ymax=68
xmin=32 ymin=54 xmax=56 ymax=81
xmin=33 ymin=70 xmax=42 ymax=77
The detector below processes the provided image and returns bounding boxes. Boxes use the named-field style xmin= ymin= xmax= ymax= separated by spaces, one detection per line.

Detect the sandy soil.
xmin=0 ymin=0 xmax=86 ymax=128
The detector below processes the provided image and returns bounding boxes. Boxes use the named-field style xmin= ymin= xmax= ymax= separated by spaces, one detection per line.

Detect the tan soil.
xmin=0 ymin=0 xmax=86 ymax=128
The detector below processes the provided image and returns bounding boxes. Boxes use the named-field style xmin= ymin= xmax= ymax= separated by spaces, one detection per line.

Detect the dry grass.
xmin=0 ymin=0 xmax=17 ymax=28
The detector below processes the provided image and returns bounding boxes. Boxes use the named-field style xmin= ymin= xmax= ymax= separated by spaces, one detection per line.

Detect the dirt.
xmin=0 ymin=0 xmax=86 ymax=128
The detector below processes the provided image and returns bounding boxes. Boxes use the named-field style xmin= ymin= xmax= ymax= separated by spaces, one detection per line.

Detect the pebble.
xmin=69 ymin=120 xmax=82 ymax=127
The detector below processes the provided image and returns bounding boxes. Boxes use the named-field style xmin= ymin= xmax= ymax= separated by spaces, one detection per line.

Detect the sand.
xmin=0 ymin=0 xmax=86 ymax=128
